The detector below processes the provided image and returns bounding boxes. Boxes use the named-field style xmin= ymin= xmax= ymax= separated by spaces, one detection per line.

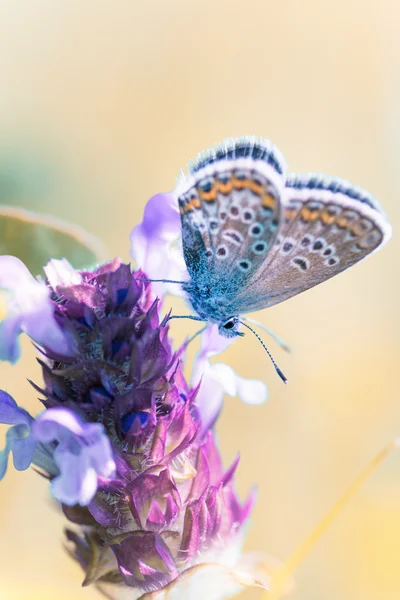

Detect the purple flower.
xmin=0 ymin=255 xmax=274 ymax=597
xmin=130 ymin=192 xmax=188 ymax=299
xmin=0 ymin=255 xmax=71 ymax=362
xmin=33 ymin=408 xmax=116 ymax=506
xmin=0 ymin=392 xmax=115 ymax=506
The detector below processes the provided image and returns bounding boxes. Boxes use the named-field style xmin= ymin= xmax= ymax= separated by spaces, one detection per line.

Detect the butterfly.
xmin=161 ymin=137 xmax=391 ymax=380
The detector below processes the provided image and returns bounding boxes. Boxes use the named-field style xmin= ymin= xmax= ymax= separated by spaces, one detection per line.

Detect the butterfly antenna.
xmin=242 ymin=316 xmax=292 ymax=353
xmin=240 ymin=320 xmax=288 ymax=384
xmin=167 ymin=315 xmax=206 ymax=323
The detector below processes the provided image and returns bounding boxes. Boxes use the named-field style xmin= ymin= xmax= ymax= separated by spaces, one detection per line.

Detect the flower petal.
xmin=194 ymin=360 xmax=268 ymax=434
xmin=207 ymin=363 xmax=238 ymax=397
xmin=0 ymin=313 xmax=24 ymax=363
xmin=236 ymin=375 xmax=268 ymax=405
xmin=200 ymin=324 xmax=235 ymax=358
xmin=52 ymin=450 xmax=98 ymax=506
xmin=191 ymin=325 xmax=234 ymax=388
xmin=209 ymin=363 xmax=267 ymax=406
xmin=33 ymin=408 xmax=116 ymax=506
xmin=0 ymin=255 xmax=71 ymax=362
xmin=137 ymin=193 xmax=181 ymax=242
xmin=7 ymin=426 xmax=37 ymax=471
xmin=0 ymin=390 xmax=33 ymax=425
xmin=44 ymin=258 xmax=82 ymax=289
xmin=130 ymin=193 xmax=188 ymax=299
xmin=194 ymin=374 xmax=225 ymax=435
xmin=0 ymin=391 xmax=36 ymax=479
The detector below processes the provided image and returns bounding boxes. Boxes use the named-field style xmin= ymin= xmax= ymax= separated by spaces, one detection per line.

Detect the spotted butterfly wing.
xmin=175 ymin=137 xmax=287 ymax=320
xmin=175 ymin=137 xmax=391 ymax=324
xmin=232 ymin=173 xmax=392 ymax=313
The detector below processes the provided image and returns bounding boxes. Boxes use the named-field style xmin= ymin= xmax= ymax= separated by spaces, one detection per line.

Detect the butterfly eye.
xmin=219 ymin=317 xmax=244 ymax=339
xmin=223 ymin=318 xmax=235 ymax=330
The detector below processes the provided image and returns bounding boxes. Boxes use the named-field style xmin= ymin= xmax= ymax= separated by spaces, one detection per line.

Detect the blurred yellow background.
xmin=0 ymin=1 xmax=399 ymax=599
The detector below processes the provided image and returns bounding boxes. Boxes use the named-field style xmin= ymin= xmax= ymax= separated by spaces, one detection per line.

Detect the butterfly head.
xmin=218 ymin=316 xmax=244 ymax=339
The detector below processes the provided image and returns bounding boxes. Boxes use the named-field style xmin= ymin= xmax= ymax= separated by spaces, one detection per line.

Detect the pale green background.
xmin=0 ymin=2 xmax=399 ymax=599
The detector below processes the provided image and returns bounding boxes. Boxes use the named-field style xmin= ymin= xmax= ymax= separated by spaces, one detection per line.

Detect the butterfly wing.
xmin=175 ymin=137 xmax=287 ymax=316
xmin=232 ymin=173 xmax=392 ymax=313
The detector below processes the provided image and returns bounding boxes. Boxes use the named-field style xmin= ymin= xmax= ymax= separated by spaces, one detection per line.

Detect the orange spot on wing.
xmin=300 ymin=206 xmax=320 ymax=222
xmin=216 ymin=181 xmax=233 ymax=194
xmin=191 ymin=198 xmax=201 ymax=209
xmin=262 ymin=194 xmax=276 ymax=209
xmin=284 ymin=208 xmax=297 ymax=220
xmin=199 ymin=188 xmax=217 ymax=202
xmin=336 ymin=214 xmax=355 ymax=229
xmin=232 ymin=177 xmax=251 ymax=190
xmin=320 ymin=210 xmax=337 ymax=225
xmin=249 ymin=180 xmax=264 ymax=196
xmin=350 ymin=220 xmax=372 ymax=237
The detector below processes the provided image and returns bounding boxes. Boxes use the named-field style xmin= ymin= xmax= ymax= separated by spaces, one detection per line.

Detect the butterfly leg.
xmin=166 ymin=315 xmax=206 ymax=323
xmin=183 ymin=324 xmax=209 ymax=349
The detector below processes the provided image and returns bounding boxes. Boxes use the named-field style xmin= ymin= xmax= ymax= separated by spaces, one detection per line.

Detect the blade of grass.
xmin=266 ymin=438 xmax=399 ymax=599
